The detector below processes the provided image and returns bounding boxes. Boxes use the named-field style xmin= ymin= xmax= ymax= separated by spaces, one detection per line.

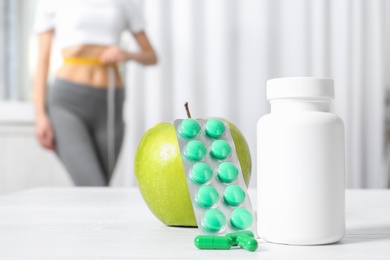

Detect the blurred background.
xmin=0 ymin=0 xmax=389 ymax=194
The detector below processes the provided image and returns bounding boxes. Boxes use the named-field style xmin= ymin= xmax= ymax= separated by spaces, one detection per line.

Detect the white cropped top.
xmin=34 ymin=0 xmax=144 ymax=49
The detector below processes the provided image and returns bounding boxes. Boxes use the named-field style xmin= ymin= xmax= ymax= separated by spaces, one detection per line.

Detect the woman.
xmin=34 ymin=0 xmax=157 ymax=186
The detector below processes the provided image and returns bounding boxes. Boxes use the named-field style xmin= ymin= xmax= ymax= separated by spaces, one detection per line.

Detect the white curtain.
xmin=0 ymin=0 xmax=38 ymax=101
xmin=0 ymin=0 xmax=4 ymax=98
xmin=115 ymin=0 xmax=390 ymax=188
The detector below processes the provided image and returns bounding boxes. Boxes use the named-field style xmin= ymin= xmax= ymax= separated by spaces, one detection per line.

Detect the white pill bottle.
xmin=257 ymin=77 xmax=345 ymax=245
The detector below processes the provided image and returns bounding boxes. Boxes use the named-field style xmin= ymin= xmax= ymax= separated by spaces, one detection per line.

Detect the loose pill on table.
xmin=179 ymin=118 xmax=201 ymax=139
xmin=185 ymin=140 xmax=207 ymax=161
xmin=225 ymin=230 xmax=255 ymax=245
xmin=194 ymin=235 xmax=232 ymax=250
xmin=205 ymin=119 xmax=226 ymax=138
xmin=210 ymin=140 xmax=231 ymax=160
xmin=236 ymin=235 xmax=258 ymax=252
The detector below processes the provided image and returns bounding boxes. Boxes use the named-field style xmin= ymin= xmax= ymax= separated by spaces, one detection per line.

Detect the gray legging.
xmin=47 ymin=78 xmax=125 ymax=186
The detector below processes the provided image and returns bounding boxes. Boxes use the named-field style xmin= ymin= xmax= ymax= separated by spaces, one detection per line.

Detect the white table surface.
xmin=0 ymin=188 xmax=389 ymax=259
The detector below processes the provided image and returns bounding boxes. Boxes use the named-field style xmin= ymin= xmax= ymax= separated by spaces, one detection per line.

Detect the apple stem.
xmin=184 ymin=102 xmax=192 ymax=118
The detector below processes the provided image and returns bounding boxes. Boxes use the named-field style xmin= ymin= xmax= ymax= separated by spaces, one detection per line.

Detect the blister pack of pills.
xmin=174 ymin=118 xmax=257 ymax=236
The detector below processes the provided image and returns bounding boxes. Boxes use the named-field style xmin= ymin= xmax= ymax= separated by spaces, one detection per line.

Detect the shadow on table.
xmin=336 ymin=225 xmax=390 ymax=245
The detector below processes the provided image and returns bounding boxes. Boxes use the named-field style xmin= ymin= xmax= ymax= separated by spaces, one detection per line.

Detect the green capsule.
xmin=225 ymin=230 xmax=254 ymax=246
xmin=217 ymin=162 xmax=239 ymax=183
xmin=202 ymin=209 xmax=226 ymax=232
xmin=236 ymin=235 xmax=258 ymax=252
xmin=210 ymin=140 xmax=231 ymax=160
xmin=230 ymin=208 xmax=253 ymax=230
xmin=223 ymin=185 xmax=246 ymax=206
xmin=194 ymin=235 xmax=232 ymax=250
xmin=196 ymin=186 xmax=219 ymax=208
xmin=190 ymin=162 xmax=213 ymax=184
xmin=185 ymin=140 xmax=207 ymax=161
xmin=205 ymin=119 xmax=226 ymax=138
xmin=179 ymin=118 xmax=201 ymax=139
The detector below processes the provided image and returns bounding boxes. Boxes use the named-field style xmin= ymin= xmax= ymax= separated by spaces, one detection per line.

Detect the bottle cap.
xmin=267 ymin=77 xmax=334 ymax=100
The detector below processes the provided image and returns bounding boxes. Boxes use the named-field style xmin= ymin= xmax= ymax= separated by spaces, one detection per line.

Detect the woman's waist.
xmin=57 ymin=59 xmax=122 ymax=88
xmin=48 ymin=78 xmax=125 ymax=117
xmin=59 ymin=45 xmax=123 ymax=88
xmin=62 ymin=44 xmax=111 ymax=58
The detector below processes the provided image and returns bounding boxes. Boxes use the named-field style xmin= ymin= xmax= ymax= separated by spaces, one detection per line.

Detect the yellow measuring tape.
xmin=63 ymin=57 xmax=103 ymax=66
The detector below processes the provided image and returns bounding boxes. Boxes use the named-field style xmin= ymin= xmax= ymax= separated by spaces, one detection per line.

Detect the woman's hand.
xmin=100 ymin=46 xmax=130 ymax=64
xmin=34 ymin=31 xmax=55 ymax=151
xmin=100 ymin=32 xmax=158 ymax=66
xmin=35 ymin=114 xmax=55 ymax=150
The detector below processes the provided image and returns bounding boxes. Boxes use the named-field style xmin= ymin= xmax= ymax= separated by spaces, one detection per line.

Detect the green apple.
xmin=134 ymin=119 xmax=252 ymax=227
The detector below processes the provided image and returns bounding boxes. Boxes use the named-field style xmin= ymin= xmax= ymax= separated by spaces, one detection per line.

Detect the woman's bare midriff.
xmin=56 ymin=45 xmax=123 ymax=88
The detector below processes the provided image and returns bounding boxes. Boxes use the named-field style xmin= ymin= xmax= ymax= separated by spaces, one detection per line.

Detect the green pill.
xmin=206 ymin=119 xmax=226 ymax=138
xmin=224 ymin=185 xmax=246 ymax=206
xmin=194 ymin=235 xmax=232 ymax=250
xmin=185 ymin=140 xmax=207 ymax=161
xmin=230 ymin=208 xmax=253 ymax=230
xmin=217 ymin=162 xmax=239 ymax=183
xmin=179 ymin=118 xmax=201 ymax=139
xmin=225 ymin=230 xmax=255 ymax=246
xmin=236 ymin=235 xmax=258 ymax=252
xmin=196 ymin=186 xmax=219 ymax=208
xmin=202 ymin=209 xmax=226 ymax=232
xmin=210 ymin=140 xmax=231 ymax=160
xmin=191 ymin=163 xmax=213 ymax=184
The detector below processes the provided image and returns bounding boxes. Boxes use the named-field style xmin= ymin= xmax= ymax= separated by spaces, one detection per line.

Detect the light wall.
xmin=125 ymin=0 xmax=390 ymax=188
xmin=0 ymin=0 xmax=389 ymax=194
